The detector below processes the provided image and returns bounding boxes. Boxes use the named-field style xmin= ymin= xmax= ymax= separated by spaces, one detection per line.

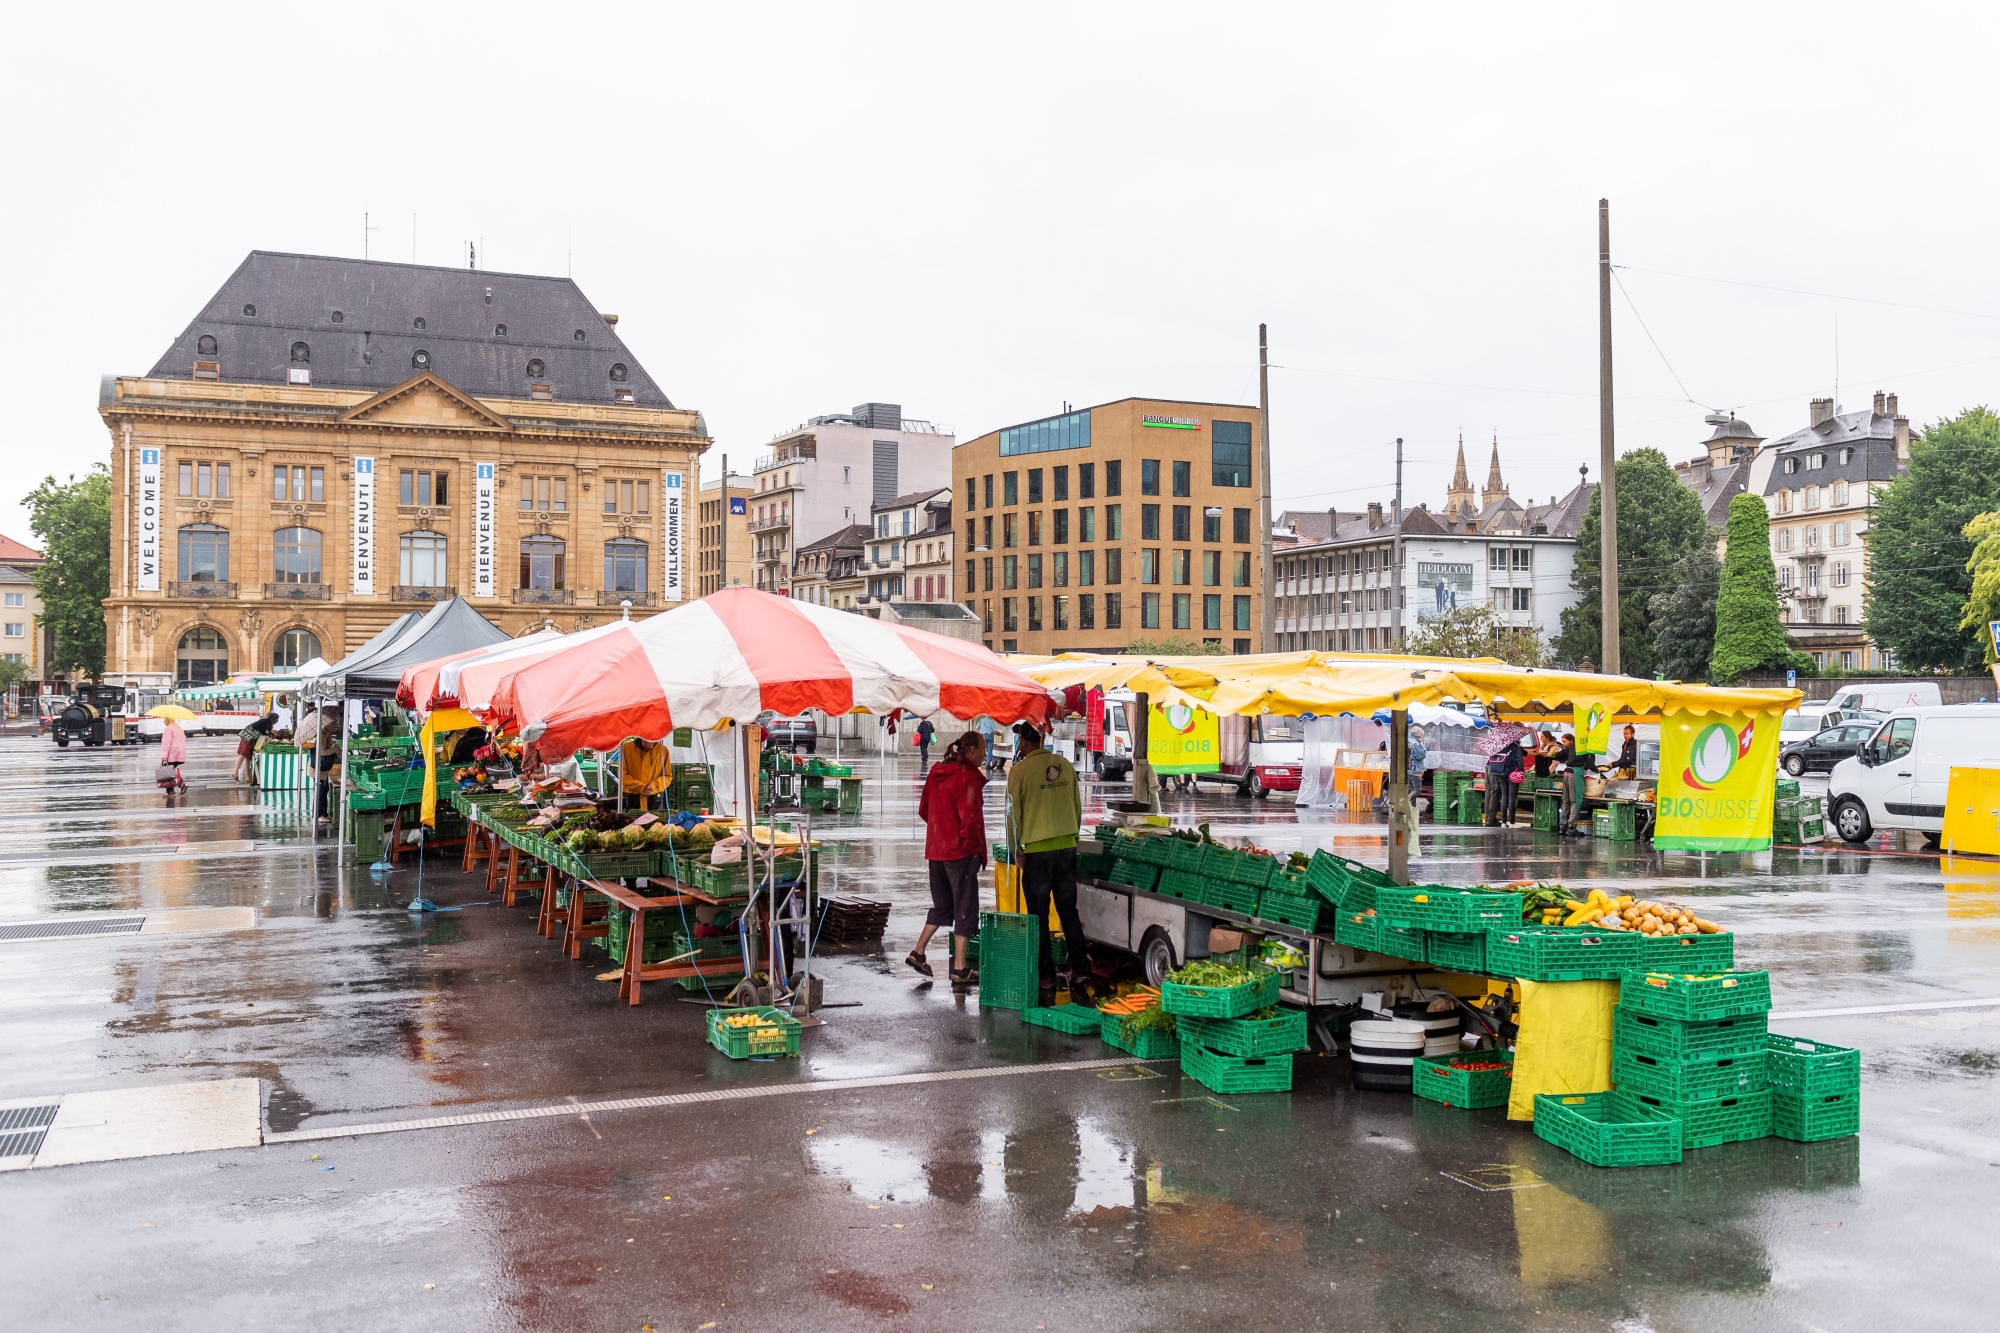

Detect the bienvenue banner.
xmin=352 ymin=457 xmax=375 ymax=595
xmin=473 ymin=462 xmax=496 ymax=597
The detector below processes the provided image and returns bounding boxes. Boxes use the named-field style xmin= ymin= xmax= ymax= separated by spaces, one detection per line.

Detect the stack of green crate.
xmin=1174 ymin=1005 xmax=1306 ymax=1094
xmin=1455 ymin=782 xmax=1486 ymax=825
xmin=1773 ymin=794 xmax=1824 ymax=844
xmin=670 ymin=762 xmax=713 ymax=812
xmin=1775 ymin=775 xmax=1801 ymax=800
xmin=977 ymin=910 xmax=1040 ymax=1010
xmin=1763 ymin=1033 xmax=1861 ymax=1141
xmin=1431 ymin=771 xmax=1472 ymax=821
xmin=1255 ymin=873 xmax=1322 ymax=931
xmin=1611 ymin=969 xmax=1774 ymax=1149
xmin=1532 ymin=789 xmax=1562 ymax=831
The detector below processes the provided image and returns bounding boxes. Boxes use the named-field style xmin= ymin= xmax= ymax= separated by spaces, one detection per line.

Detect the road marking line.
xmin=1771 ymin=997 xmax=2000 ymax=1020
xmin=267 ymin=1056 xmax=1165 ymax=1146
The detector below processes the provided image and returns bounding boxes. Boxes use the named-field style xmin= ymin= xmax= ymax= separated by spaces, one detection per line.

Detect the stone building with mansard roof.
xmin=99 ymin=252 xmax=709 ymax=686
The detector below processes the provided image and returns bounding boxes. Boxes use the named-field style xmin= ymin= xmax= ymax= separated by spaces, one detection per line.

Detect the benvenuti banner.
xmin=1654 ymin=710 xmax=1779 ymax=851
xmin=1148 ymin=701 xmax=1220 ymax=774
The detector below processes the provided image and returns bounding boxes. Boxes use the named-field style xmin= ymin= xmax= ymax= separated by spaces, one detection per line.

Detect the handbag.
xmin=1507 ymin=767 xmax=1525 ymax=785
xmin=155 ymin=763 xmax=178 ymax=782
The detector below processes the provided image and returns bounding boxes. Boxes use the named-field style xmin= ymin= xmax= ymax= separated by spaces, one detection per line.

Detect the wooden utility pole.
xmin=1258 ymin=324 xmax=1274 ymax=653
xmin=718 ymin=453 xmax=728 ymax=595
xmin=1597 ymin=199 xmax=1620 ymax=674
xmin=1390 ymin=437 xmax=1405 ymax=649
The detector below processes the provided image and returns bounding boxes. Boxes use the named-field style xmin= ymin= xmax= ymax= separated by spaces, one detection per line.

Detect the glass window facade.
xmin=604 ymin=539 xmax=649 ymax=592
xmin=998 ymin=409 xmax=1091 ymax=457
xmin=1213 ymin=421 xmax=1253 ymax=487
xmin=273 ymin=527 xmax=322 ymax=583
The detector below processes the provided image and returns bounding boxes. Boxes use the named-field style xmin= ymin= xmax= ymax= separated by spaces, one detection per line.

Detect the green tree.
xmin=1958 ymin=509 xmax=2000 ymax=665
xmin=24 ymin=464 xmax=111 ymax=680
xmin=1709 ymin=493 xmax=1813 ymax=683
xmin=1554 ymin=447 xmax=1710 ymax=676
xmin=1865 ymin=406 xmax=2000 ymax=672
xmin=1403 ymin=603 xmax=1550 ymax=666
xmin=1647 ymin=541 xmax=1720 ymax=682
xmin=1121 ymin=635 xmax=1224 ymax=657
xmin=0 ymin=657 xmax=32 ymax=693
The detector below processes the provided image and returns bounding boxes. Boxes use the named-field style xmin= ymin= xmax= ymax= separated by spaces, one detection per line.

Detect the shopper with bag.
xmin=157 ymin=718 xmax=188 ymax=802
xmin=915 ymin=716 xmax=936 ymax=770
xmin=910 ymin=730 xmax=987 ymax=989
xmin=1484 ymin=737 xmax=1527 ymax=827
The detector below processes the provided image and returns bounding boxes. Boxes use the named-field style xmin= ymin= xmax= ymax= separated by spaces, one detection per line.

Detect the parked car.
xmin=1827 ymin=704 xmax=2000 ymax=844
xmin=763 ymin=714 xmax=818 ymax=754
xmin=1779 ymin=721 xmax=1876 ymax=776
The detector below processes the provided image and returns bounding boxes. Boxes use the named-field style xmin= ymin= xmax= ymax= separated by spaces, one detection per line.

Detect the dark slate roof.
xmin=1678 ymin=460 xmax=1748 ymax=526
xmin=0 ymin=565 xmax=33 ymax=585
xmin=871 ymin=487 xmax=952 ymax=514
xmin=797 ymin=523 xmax=870 ymax=556
xmin=1705 ymin=416 xmax=1763 ymax=443
xmin=1760 ymin=409 xmax=1907 ymax=495
xmin=148 ymin=252 xmax=673 ymax=407
xmin=1278 ymin=511 xmax=1337 ymax=544
xmin=1534 ymin=481 xmax=1595 ymax=538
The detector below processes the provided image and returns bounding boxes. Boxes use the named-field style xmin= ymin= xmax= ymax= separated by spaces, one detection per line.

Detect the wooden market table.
xmin=592 ymin=879 xmax=748 ymax=1006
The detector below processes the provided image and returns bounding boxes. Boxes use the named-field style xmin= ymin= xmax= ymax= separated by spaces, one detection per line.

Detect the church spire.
xmin=1445 ymin=432 xmax=1474 ymax=520
xmin=1482 ymin=434 xmax=1508 ymax=508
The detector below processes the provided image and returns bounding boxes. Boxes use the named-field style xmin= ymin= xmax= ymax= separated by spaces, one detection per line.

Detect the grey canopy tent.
xmin=306 ymin=598 xmax=511 ymax=701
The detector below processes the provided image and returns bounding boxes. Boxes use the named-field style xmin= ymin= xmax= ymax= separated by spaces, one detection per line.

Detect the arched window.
xmin=176 ymin=627 xmax=229 ymax=685
xmin=197 ymin=334 xmax=218 ymax=356
xmin=271 ymin=628 xmax=321 ymax=670
xmin=273 ymin=527 xmax=322 ymax=584
xmin=177 ymin=524 xmax=229 ymax=582
xmin=526 ymin=358 xmax=545 ymax=378
xmin=413 ymin=317 xmax=427 ymax=331
xmin=520 ymin=536 xmax=566 ymax=590
xmin=603 ymin=539 xmax=648 ymax=593
xmin=608 ymin=363 xmax=629 ymax=383
xmin=290 ymin=341 xmax=310 ymax=364
xmin=399 ymin=532 xmax=449 ymax=587
xmin=412 ymin=349 xmax=432 ymax=370
xmin=495 ymin=323 xmax=507 ymax=337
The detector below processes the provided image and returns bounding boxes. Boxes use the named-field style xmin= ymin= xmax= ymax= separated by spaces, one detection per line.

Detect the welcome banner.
xmin=1653 ymin=710 xmax=1779 ymax=851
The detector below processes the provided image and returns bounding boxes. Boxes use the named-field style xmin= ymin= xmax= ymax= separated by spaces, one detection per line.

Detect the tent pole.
xmin=1388 ymin=707 xmax=1411 ymax=885
xmin=1132 ymin=690 xmax=1156 ymax=813
xmin=338 ymin=704 xmax=350 ymax=849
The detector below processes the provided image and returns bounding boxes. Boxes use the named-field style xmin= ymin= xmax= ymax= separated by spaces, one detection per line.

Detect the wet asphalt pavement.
xmin=1 ymin=733 xmax=1997 ymax=1332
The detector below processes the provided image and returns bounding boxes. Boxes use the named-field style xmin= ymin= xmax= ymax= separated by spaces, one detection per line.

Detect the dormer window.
xmin=1838 ymin=447 xmax=1853 ymax=465
xmin=1809 ymin=453 xmax=1826 ymax=470
xmin=573 ymin=329 xmax=586 ymax=342
xmin=290 ymin=342 xmax=310 ymax=364
xmin=331 ymin=310 xmax=345 ymax=324
xmin=242 ymin=304 xmax=256 ymax=317
xmin=412 ymin=349 xmax=431 ymax=369
xmin=413 ymin=317 xmax=427 ymax=331
xmin=197 ymin=335 xmax=218 ymax=356
xmin=495 ymin=324 xmax=507 ymax=337
xmin=608 ymin=363 xmax=629 ymax=383
xmin=526 ymin=358 xmax=545 ymax=378
xmin=1783 ymin=457 xmax=1798 ymax=475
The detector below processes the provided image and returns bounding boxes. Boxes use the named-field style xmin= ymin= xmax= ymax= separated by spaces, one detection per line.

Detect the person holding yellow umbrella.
xmin=146 ymin=704 xmax=195 ymax=801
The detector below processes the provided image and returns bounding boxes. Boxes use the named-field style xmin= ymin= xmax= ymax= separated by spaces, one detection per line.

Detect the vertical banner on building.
xmin=663 ymin=470 xmax=685 ymax=601
xmin=135 ymin=448 xmax=162 ymax=591
xmin=352 ymin=457 xmax=376 ymax=595
xmin=473 ymin=463 xmax=497 ymax=598
xmin=1653 ymin=710 xmax=1780 ymax=851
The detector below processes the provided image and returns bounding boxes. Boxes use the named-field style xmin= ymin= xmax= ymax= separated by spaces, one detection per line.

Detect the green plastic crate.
xmin=1108 ymin=860 xmax=1161 ymax=892
xmin=1764 ymin=1034 xmax=1861 ymax=1098
xmin=1425 ymin=930 xmax=1487 ymax=973
xmin=1379 ymin=886 xmax=1523 ymax=932
xmin=1485 ymin=927 xmax=1642 ymax=981
xmin=1774 ymin=816 xmax=1825 ymax=844
xmin=1202 ymin=844 xmax=1279 ymax=890
xmin=1100 ymin=1011 xmax=1180 ymax=1059
xmin=1533 ymin=1091 xmax=1683 ymax=1167
xmin=1122 ymin=836 xmax=1172 ymax=866
xmin=576 ymin=850 xmax=655 ymax=882
xmin=705 ymin=1006 xmax=803 ymax=1059
xmin=1619 ymin=1088 xmax=1773 ymax=1148
xmin=1158 ymin=838 xmax=1206 ymax=871
xmin=1180 ymin=1042 xmax=1294 ymax=1094
xmin=1157 ymin=868 xmax=1204 ymax=901
xmin=1619 ymin=969 xmax=1773 ymax=1022
xmin=1074 ymin=851 xmax=1112 ymax=880
xmin=1174 ymin=1006 xmax=1308 ymax=1057
xmin=1201 ymin=876 xmax=1261 ymax=915
xmin=1413 ymin=1051 xmax=1514 ymax=1109
xmin=1380 ymin=922 xmax=1427 ymax=962
xmin=1614 ymin=1007 xmax=1768 ymax=1064
xmin=1334 ymin=910 xmax=1384 ymax=953
xmin=1304 ymin=850 xmax=1395 ymax=907
xmin=1532 ymin=791 xmax=1562 ymax=831
xmin=1612 ymin=1047 xmax=1766 ymax=1103
xmin=978 ymin=911 xmax=1040 ymax=1011
xmin=1254 ymin=889 xmax=1322 ymax=932
xmin=1022 ymin=1004 xmax=1103 ymax=1036
xmin=1159 ymin=967 xmax=1281 ymax=1019
xmin=1772 ymin=1089 xmax=1859 ymax=1141
xmin=1455 ymin=787 xmax=1486 ymax=825
xmin=1635 ymin=931 xmax=1736 ymax=973
xmin=1775 ymin=776 xmax=1800 ymax=799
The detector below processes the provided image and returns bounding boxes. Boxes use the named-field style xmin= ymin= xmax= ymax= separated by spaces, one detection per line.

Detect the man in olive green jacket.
xmin=1006 ymin=722 xmax=1086 ymax=1001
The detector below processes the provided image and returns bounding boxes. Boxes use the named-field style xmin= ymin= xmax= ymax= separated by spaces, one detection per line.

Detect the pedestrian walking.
xmin=915 ymin=716 xmax=936 ymax=770
xmin=1484 ymin=737 xmax=1527 ymax=827
xmin=157 ymin=717 xmax=188 ymax=803
xmin=1006 ymin=722 xmax=1087 ymax=1004
xmin=233 ymin=712 xmax=278 ymax=785
xmin=910 ymin=731 xmax=987 ymax=989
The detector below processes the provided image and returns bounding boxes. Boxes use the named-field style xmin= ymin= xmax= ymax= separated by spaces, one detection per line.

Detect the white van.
xmin=1824 ymin=681 xmax=1943 ymax=718
xmin=1826 ymin=704 xmax=2000 ymax=844
xmin=1779 ymin=704 xmax=1833 ymax=746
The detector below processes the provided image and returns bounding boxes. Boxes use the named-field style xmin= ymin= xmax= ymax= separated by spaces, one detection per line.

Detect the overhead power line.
xmin=1614 ymin=265 xmax=2000 ymax=323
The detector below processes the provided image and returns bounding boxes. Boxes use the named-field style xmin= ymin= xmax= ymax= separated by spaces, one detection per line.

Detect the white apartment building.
xmin=748 ymin=402 xmax=953 ymax=597
xmin=1751 ymin=392 xmax=1909 ymax=671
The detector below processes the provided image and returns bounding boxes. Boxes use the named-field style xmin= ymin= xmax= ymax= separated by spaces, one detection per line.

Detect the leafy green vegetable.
xmin=1166 ymin=960 xmax=1261 ymax=988
xmin=1120 ymin=1005 xmax=1177 ymax=1042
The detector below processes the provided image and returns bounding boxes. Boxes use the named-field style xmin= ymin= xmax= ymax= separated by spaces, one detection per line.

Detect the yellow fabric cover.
xmin=621 ymin=739 xmax=671 ymax=796
xmin=1506 ymin=978 xmax=1618 ymax=1122
xmin=419 ymin=707 xmax=481 ymax=827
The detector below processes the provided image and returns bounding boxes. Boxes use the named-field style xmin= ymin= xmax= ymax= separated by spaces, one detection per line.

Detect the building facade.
xmin=748 ymin=403 xmax=953 ymax=596
xmin=952 ymin=397 xmax=1264 ymax=654
xmin=861 ymin=488 xmax=952 ymax=612
xmin=1752 ymin=392 xmax=1909 ymax=671
xmin=904 ymin=493 xmax=955 ymax=606
xmin=791 ymin=524 xmax=869 ymax=610
xmin=0 ymin=536 xmax=50 ymax=688
xmin=696 ymin=471 xmax=753 ymax=596
xmin=100 ymin=252 xmax=709 ymax=685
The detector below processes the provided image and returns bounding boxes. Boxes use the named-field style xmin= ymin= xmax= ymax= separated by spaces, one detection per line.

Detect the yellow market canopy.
xmin=1012 ymin=651 xmax=1802 ymax=721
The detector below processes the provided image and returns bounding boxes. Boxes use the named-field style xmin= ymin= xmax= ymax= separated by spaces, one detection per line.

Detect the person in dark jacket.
xmin=915 ymin=716 xmax=936 ymax=769
xmin=1484 ymin=738 xmax=1527 ymax=827
xmin=910 ymin=731 xmax=987 ymax=987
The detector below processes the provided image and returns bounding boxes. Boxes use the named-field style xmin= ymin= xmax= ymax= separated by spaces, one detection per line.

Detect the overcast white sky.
xmin=4 ymin=3 xmax=1998 ymax=542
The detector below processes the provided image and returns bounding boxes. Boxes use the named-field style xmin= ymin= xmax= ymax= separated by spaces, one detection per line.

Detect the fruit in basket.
xmin=722 ymin=1012 xmax=778 ymax=1029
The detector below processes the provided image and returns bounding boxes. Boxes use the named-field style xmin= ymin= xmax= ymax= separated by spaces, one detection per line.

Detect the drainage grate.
xmin=0 ymin=1103 xmax=59 ymax=1161
xmin=0 ymin=917 xmax=146 ymax=943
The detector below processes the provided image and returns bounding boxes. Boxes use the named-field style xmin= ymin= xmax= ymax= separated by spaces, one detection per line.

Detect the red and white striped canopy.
xmin=486 ymin=587 xmax=1055 ymax=757
xmin=428 ymin=624 xmax=623 ymax=714
xmin=393 ymin=629 xmax=563 ymax=713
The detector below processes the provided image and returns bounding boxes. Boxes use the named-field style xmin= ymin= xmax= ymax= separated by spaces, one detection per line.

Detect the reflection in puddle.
xmin=1071 ymin=1117 xmax=1136 ymax=1216
xmin=807 ymin=1135 xmax=930 ymax=1202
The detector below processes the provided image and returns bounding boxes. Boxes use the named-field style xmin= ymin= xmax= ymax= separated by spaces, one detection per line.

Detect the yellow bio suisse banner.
xmin=1148 ymin=701 xmax=1220 ymax=774
xmin=1579 ymin=702 xmax=1613 ymax=755
xmin=1653 ymin=710 xmax=1779 ymax=851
